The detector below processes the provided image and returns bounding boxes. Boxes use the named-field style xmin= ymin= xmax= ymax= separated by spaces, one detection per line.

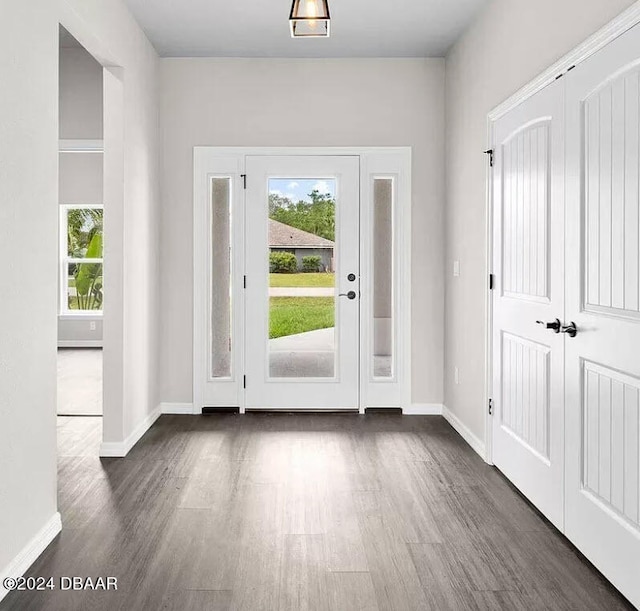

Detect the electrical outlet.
xmin=90 ymin=321 xmax=97 ymax=331
xmin=454 ymin=367 xmax=459 ymax=385
xmin=453 ymin=260 xmax=460 ymax=277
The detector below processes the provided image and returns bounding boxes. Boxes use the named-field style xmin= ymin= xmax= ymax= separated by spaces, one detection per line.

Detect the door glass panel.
xmin=268 ymin=178 xmax=336 ymax=378
xmin=211 ymin=177 xmax=232 ymax=378
xmin=372 ymin=178 xmax=394 ymax=378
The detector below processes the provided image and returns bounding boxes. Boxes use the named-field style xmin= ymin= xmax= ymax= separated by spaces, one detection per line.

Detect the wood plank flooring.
xmin=1 ymin=414 xmax=633 ymax=611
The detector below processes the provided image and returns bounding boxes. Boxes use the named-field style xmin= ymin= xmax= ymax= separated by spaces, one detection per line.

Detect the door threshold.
xmin=244 ymin=408 xmax=359 ymax=413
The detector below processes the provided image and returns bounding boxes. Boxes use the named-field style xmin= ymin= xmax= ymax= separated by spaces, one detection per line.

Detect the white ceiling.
xmin=123 ymin=0 xmax=488 ymax=58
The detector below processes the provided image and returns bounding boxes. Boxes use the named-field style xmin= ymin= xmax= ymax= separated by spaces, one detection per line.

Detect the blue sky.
xmin=269 ymin=178 xmax=336 ymax=203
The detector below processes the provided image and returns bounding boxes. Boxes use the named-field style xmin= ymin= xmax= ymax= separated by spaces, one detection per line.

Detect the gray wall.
xmin=159 ymin=58 xmax=446 ymax=406
xmin=59 ymin=46 xmax=103 ymax=138
xmin=58 ymin=45 xmax=104 ymax=345
xmin=444 ymin=0 xmax=635 ymax=441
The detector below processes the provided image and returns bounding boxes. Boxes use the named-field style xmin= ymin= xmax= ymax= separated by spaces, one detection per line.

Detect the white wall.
xmin=160 ymin=58 xmax=445 ymax=406
xmin=59 ymin=45 xmax=104 ymax=345
xmin=444 ymin=0 xmax=635 ymax=441
xmin=0 ymin=0 xmax=159 ymax=591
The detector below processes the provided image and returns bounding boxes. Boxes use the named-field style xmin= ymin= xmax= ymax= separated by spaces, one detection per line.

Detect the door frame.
xmin=57 ymin=14 xmax=128 ymax=456
xmin=193 ymin=146 xmax=412 ymax=414
xmin=485 ymin=2 xmax=640 ymax=466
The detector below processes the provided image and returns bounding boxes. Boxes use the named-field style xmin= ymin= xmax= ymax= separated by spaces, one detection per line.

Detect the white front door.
xmin=491 ymin=79 xmax=565 ymax=529
xmin=244 ymin=156 xmax=360 ymax=410
xmin=564 ymin=24 xmax=640 ymax=607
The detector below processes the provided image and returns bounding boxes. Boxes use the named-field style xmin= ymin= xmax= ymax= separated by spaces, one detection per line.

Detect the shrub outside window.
xmin=60 ymin=205 xmax=104 ymax=314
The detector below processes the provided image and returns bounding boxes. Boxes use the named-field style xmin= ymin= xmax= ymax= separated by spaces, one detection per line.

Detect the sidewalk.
xmin=269 ymin=287 xmax=334 ymax=297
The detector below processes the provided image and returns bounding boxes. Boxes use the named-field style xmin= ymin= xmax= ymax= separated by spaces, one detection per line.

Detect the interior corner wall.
xmin=159 ymin=58 xmax=446 ymax=407
xmin=0 ymin=0 xmax=159 ymax=588
xmin=443 ymin=0 xmax=636 ymax=442
xmin=59 ymin=46 xmax=103 ymax=139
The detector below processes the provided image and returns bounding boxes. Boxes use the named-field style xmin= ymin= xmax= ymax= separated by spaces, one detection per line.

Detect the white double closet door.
xmin=492 ymin=24 xmax=640 ymax=608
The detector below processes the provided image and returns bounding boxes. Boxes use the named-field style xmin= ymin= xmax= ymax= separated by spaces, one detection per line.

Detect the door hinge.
xmin=243 ymin=275 xmax=247 ymax=289
xmin=241 ymin=174 xmax=247 ymax=189
xmin=489 ymin=273 xmax=495 ymax=290
xmin=484 ymin=149 xmax=494 ymax=167
xmin=488 ymin=398 xmax=493 ymax=416
xmin=243 ymin=375 xmax=246 ymax=389
xmin=555 ymin=64 xmax=577 ymax=82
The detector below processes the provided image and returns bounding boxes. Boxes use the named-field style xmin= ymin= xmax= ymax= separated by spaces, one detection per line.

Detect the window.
xmin=210 ymin=177 xmax=232 ymax=378
xmin=60 ymin=205 xmax=104 ymax=315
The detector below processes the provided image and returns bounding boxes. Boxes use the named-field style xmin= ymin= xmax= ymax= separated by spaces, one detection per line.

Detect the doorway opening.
xmin=57 ymin=27 xmax=105 ymax=453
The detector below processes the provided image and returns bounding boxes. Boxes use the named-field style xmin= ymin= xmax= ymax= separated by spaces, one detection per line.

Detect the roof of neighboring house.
xmin=269 ymin=219 xmax=335 ymax=249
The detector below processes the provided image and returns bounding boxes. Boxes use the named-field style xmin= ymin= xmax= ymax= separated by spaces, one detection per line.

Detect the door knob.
xmin=536 ymin=318 xmax=561 ymax=333
xmin=561 ymin=322 xmax=577 ymax=338
xmin=339 ymin=291 xmax=357 ymax=300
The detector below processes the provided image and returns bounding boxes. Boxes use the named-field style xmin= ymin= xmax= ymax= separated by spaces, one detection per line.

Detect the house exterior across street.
xmin=268 ymin=219 xmax=334 ymax=271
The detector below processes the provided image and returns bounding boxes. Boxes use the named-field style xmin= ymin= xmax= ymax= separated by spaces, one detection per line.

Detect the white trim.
xmin=59 ymin=139 xmax=104 ymax=153
xmin=0 ymin=512 xmax=62 ymax=603
xmin=443 ymin=405 xmax=486 ymax=459
xmin=57 ymin=340 xmax=103 ymax=348
xmin=489 ymin=1 xmax=640 ymax=120
xmin=99 ymin=405 xmax=161 ymax=457
xmin=403 ymin=403 xmax=443 ymax=415
xmin=160 ymin=402 xmax=194 ymax=415
xmin=484 ymin=118 xmax=495 ymax=466
xmin=195 ymin=146 xmax=411 ymax=157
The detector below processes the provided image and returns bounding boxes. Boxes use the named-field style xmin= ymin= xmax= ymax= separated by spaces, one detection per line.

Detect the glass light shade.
xmin=289 ymin=0 xmax=330 ymax=38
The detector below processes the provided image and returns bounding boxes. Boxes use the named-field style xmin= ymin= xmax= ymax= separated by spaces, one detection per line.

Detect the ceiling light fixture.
xmin=289 ymin=0 xmax=330 ymax=38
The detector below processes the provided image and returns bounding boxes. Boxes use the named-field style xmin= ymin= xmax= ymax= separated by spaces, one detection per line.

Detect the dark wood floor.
xmin=1 ymin=414 xmax=633 ymax=611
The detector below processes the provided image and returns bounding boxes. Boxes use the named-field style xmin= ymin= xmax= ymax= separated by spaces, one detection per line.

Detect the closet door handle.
xmin=561 ymin=322 xmax=577 ymax=338
xmin=536 ymin=319 xmax=561 ymax=333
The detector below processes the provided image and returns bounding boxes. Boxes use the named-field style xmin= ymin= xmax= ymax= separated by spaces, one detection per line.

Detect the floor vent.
xmin=364 ymin=407 xmax=402 ymax=415
xmin=201 ymin=406 xmax=240 ymax=415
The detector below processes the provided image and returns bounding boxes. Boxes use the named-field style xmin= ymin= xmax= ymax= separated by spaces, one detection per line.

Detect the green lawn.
xmin=269 ymin=297 xmax=334 ymax=339
xmin=269 ymin=273 xmax=335 ymax=288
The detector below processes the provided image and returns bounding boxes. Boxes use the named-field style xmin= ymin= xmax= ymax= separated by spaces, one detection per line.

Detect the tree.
xmin=67 ymin=208 xmax=103 ymax=257
xmin=269 ymin=190 xmax=335 ymax=241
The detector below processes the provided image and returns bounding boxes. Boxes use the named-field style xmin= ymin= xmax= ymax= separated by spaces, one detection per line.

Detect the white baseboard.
xmin=57 ymin=340 xmax=103 ymax=348
xmin=160 ymin=402 xmax=194 ymax=414
xmin=0 ymin=512 xmax=62 ymax=603
xmin=99 ymin=405 xmax=162 ymax=457
xmin=442 ymin=405 xmax=486 ymax=459
xmin=403 ymin=403 xmax=443 ymax=415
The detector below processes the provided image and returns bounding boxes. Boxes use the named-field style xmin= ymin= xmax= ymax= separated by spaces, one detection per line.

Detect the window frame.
xmin=59 ymin=203 xmax=104 ymax=317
